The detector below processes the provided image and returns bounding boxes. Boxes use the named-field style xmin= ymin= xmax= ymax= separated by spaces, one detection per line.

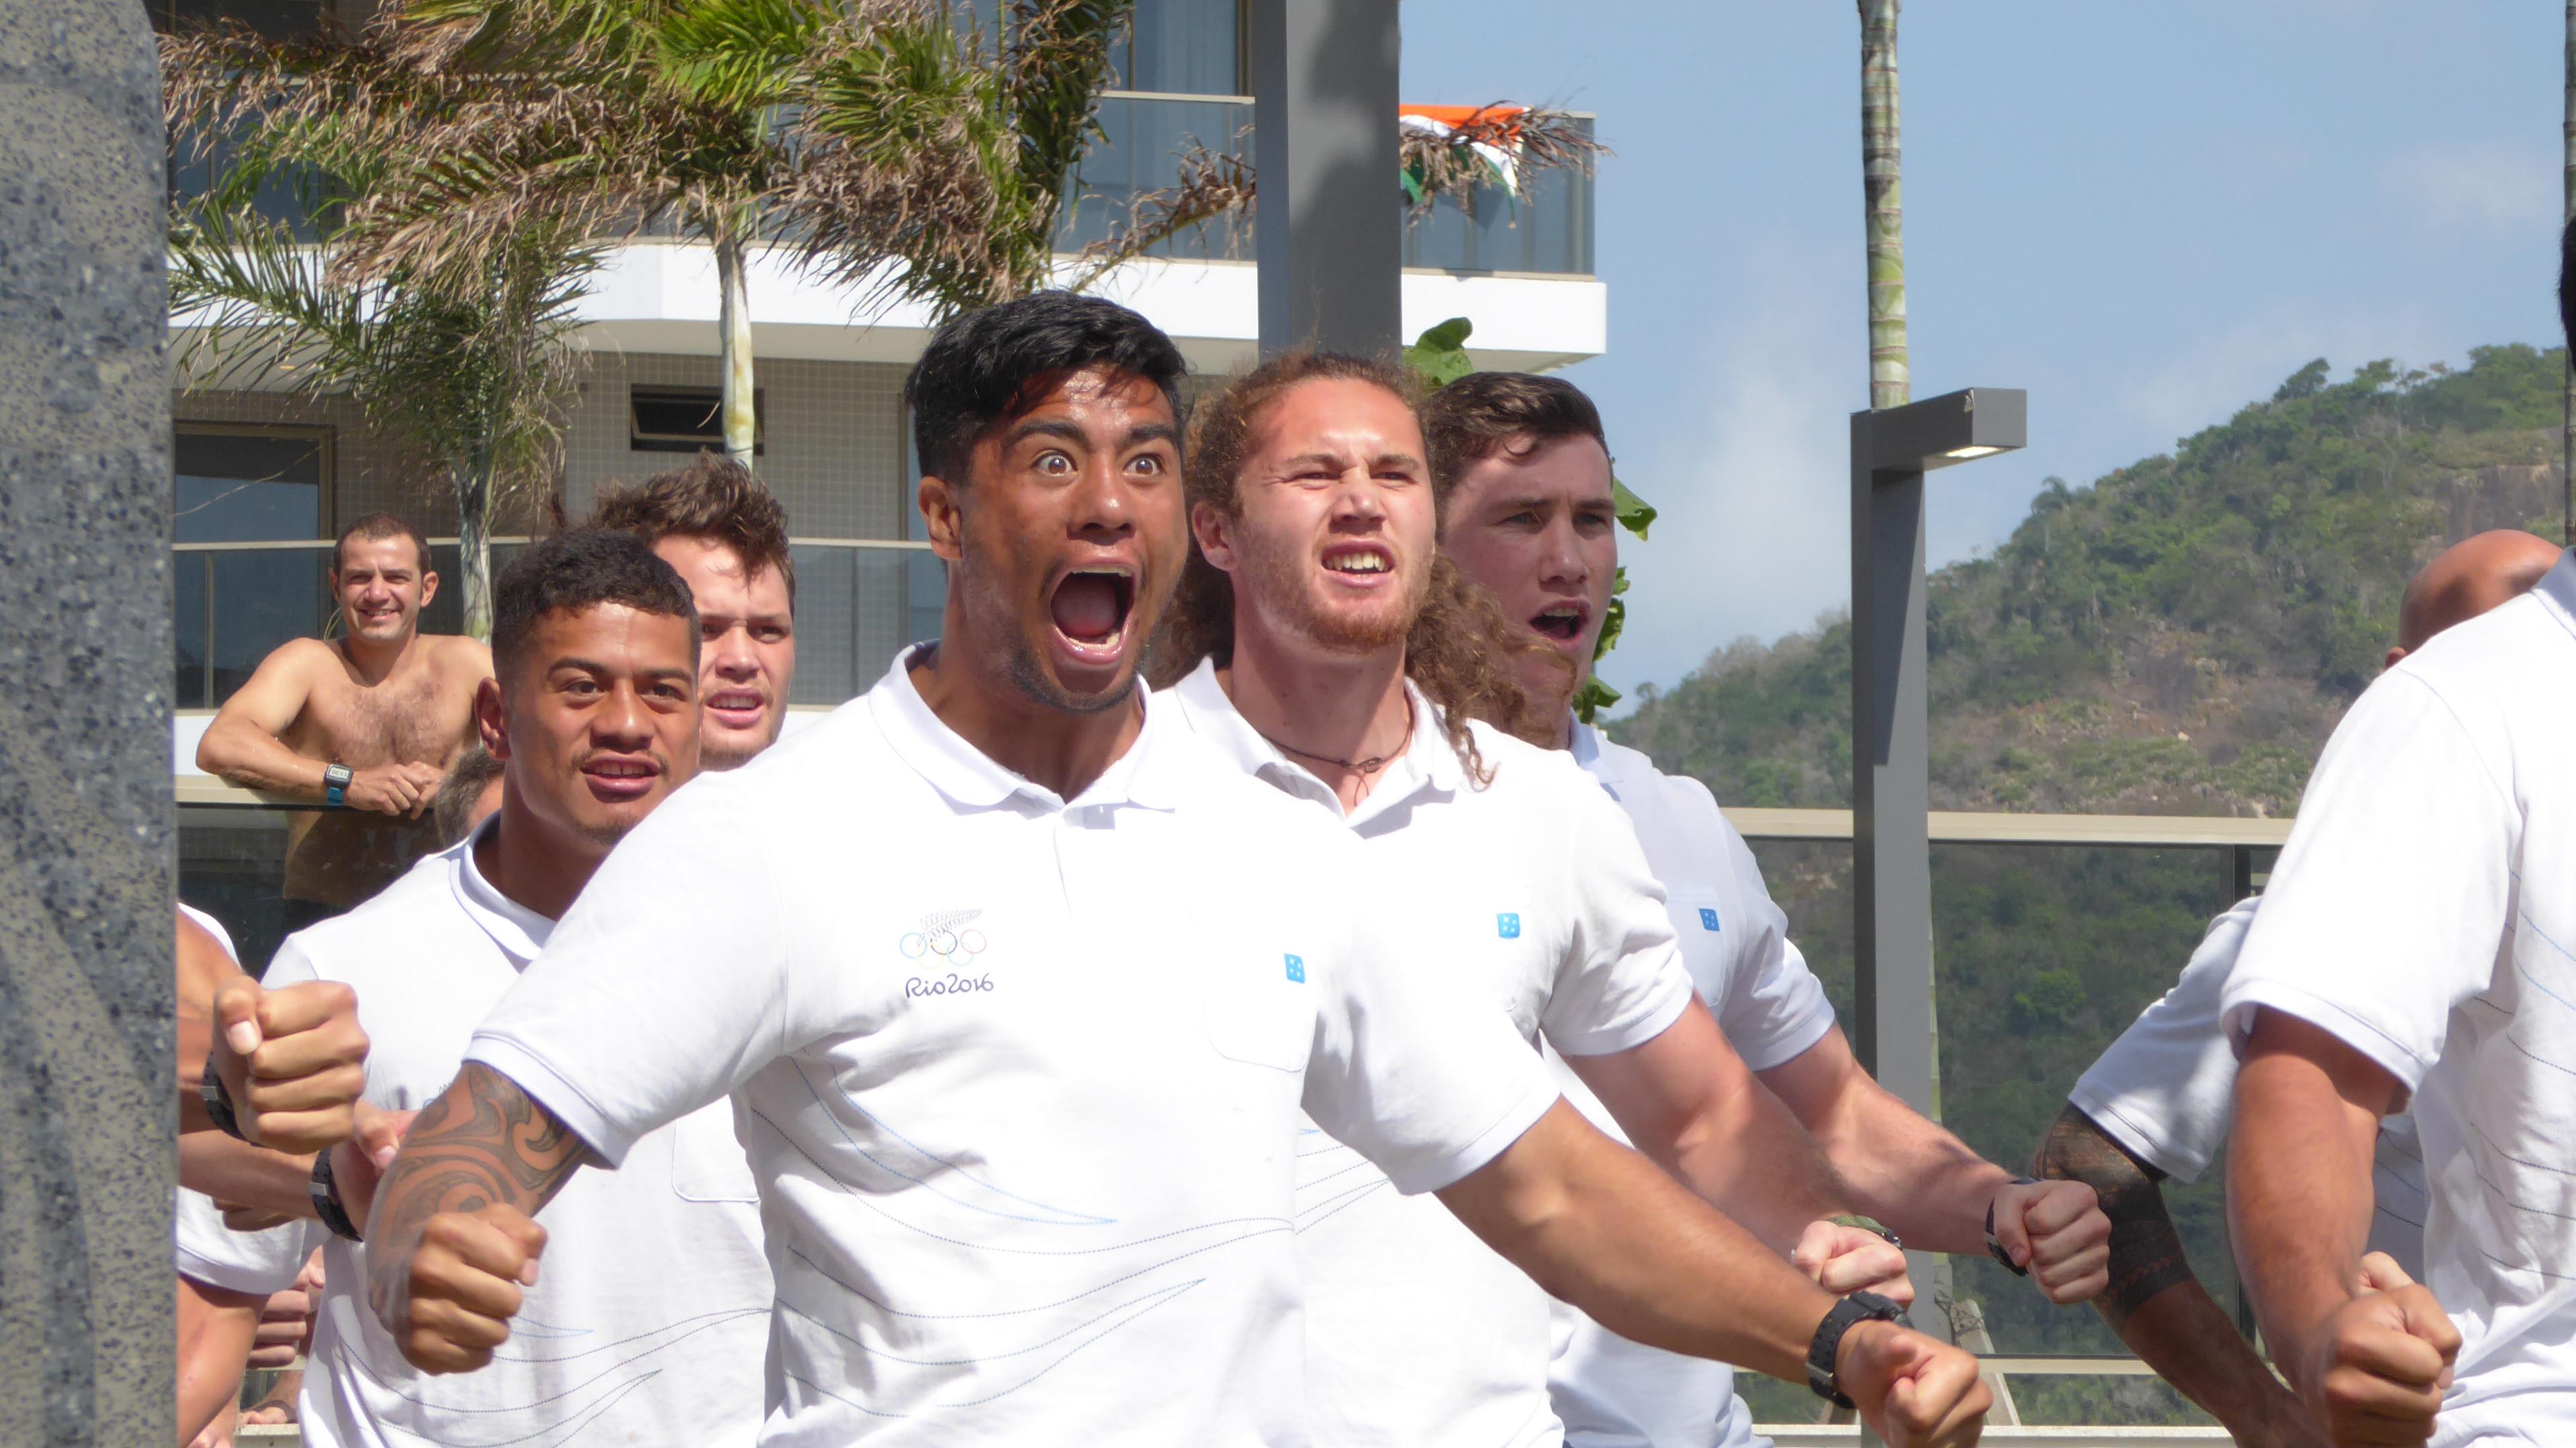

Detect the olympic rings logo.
xmin=901 ymin=925 xmax=987 ymax=964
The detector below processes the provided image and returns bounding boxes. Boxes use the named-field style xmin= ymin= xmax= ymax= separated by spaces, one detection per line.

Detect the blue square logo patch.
xmin=1496 ymin=913 xmax=1521 ymax=939
xmin=1284 ymin=954 xmax=1306 ymax=983
xmin=1697 ymin=907 xmax=1722 ymax=933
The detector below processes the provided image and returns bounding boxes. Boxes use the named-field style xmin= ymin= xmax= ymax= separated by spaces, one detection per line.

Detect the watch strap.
xmin=311 ymin=1148 xmax=363 ymax=1242
xmin=1807 ymin=1289 xmax=1907 ymax=1408
xmin=199 ymin=1055 xmax=249 ymax=1143
xmin=1986 ymin=1176 xmax=2040 ymax=1276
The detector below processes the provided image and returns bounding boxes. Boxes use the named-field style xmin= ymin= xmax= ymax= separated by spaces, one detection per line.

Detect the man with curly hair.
xmin=1153 ymin=352 xmax=1917 ymax=1448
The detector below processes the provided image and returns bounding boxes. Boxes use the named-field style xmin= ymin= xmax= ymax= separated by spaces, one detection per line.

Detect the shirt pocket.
xmin=667 ymin=1103 xmax=762 ymax=1204
xmin=1203 ymin=945 xmax=1318 ymax=1073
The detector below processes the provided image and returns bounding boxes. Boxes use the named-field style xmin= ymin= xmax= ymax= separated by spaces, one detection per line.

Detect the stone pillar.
xmin=1250 ymin=0 xmax=1402 ymax=358
xmin=0 ymin=1 xmax=176 ymax=1443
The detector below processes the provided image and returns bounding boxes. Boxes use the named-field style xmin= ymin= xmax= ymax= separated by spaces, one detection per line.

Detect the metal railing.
xmin=171 ymin=535 xmax=940 ymax=714
xmin=171 ymin=781 xmax=2275 ymax=1436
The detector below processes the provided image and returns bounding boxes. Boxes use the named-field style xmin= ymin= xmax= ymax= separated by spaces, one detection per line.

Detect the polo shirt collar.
xmin=1169 ymin=656 xmax=1464 ymax=823
xmin=867 ymin=644 xmax=1182 ymax=813
xmin=1566 ymin=717 xmax=1622 ymax=783
xmin=449 ymin=815 xmax=555 ymax=966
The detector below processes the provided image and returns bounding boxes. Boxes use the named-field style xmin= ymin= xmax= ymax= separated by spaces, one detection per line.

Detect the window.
xmin=1114 ymin=0 xmax=1244 ymax=96
xmin=631 ymin=385 xmax=765 ymax=456
xmin=174 ymin=425 xmax=332 ymax=709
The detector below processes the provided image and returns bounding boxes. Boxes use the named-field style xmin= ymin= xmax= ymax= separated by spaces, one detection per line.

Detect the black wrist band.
xmin=199 ymin=1055 xmax=249 ymax=1143
xmin=1986 ymin=1176 xmax=2040 ymax=1276
xmin=311 ymin=1147 xmax=363 ymax=1242
xmin=1807 ymin=1289 xmax=1909 ymax=1408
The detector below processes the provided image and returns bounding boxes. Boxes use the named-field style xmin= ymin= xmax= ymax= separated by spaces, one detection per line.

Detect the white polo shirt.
xmin=2223 ymin=549 xmax=2576 ymax=1446
xmin=1166 ymin=660 xmax=1696 ymax=1448
xmin=2073 ymin=896 xmax=2426 ymax=1277
xmin=172 ymin=823 xmax=774 ymax=1448
xmin=464 ymin=648 xmax=1562 ymax=1447
xmin=1547 ymin=723 xmax=1839 ymax=1448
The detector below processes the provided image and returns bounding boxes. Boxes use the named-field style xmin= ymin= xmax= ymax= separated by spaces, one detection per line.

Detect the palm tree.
xmin=163 ymin=21 xmax=602 ymax=639
xmin=1860 ymin=0 xmax=1907 ymax=411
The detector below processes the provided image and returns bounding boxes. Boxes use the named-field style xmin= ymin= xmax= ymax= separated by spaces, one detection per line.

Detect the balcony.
xmin=1057 ymin=92 xmax=1597 ymax=278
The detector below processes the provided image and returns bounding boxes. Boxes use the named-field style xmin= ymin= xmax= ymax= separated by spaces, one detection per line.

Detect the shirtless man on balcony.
xmin=197 ymin=513 xmax=493 ymax=930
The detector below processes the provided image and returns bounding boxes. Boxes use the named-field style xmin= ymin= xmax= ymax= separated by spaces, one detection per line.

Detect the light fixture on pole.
xmin=1848 ymin=386 xmax=2026 ymax=1115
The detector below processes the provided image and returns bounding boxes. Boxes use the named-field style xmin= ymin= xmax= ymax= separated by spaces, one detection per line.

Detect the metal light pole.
xmin=1250 ymin=0 xmax=1401 ymax=358
xmin=1849 ymin=387 xmax=2025 ymax=1329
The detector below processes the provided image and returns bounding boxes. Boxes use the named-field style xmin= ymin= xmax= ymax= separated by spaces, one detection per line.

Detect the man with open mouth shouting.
xmin=1431 ymin=370 xmax=2112 ymax=1448
xmin=593 ymin=454 xmax=799 ymax=769
xmin=176 ymin=529 xmax=775 ymax=1448
xmin=358 ymin=295 xmax=1988 ymax=1448
xmin=1149 ymin=350 xmax=1978 ymax=1448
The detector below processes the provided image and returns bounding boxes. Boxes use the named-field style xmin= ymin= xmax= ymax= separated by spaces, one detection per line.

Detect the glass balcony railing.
xmin=1058 ymin=94 xmax=1597 ymax=276
xmin=172 ymin=538 xmax=943 ymax=713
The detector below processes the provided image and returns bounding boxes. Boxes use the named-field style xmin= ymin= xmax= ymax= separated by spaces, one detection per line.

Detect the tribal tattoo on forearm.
xmin=369 ymin=1063 xmax=594 ymax=1257
xmin=2033 ymin=1104 xmax=2196 ymax=1325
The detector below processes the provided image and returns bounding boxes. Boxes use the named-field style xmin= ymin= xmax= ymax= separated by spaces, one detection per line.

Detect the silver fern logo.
xmin=901 ymin=909 xmax=986 ymax=965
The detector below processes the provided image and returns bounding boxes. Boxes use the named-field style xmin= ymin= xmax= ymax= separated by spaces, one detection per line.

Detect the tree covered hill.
xmin=1613 ymin=343 xmax=2568 ymax=817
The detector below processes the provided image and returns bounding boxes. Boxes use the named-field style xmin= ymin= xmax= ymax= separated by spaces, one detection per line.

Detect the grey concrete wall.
xmin=0 ymin=0 xmax=178 ymax=1442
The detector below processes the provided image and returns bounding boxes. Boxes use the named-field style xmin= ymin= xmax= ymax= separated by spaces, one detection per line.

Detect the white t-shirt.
xmin=179 ymin=900 xmax=239 ymax=966
xmin=2073 ymin=896 xmax=2426 ymax=1278
xmin=173 ymin=823 xmax=774 ymax=1448
xmin=462 ymin=649 xmax=1562 ymax=1448
xmin=1166 ymin=662 xmax=1696 ymax=1448
xmin=1546 ymin=723 xmax=1839 ymax=1448
xmin=2222 ymin=549 xmax=2576 ymax=1447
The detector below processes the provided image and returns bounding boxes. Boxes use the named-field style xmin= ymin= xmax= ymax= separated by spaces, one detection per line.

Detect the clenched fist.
xmin=1837 ymin=1320 xmax=1992 ymax=1448
xmin=1990 ymin=1178 xmax=2111 ymax=1304
xmin=209 ymin=974 xmax=369 ymax=1153
xmin=2297 ymin=1253 xmax=2457 ymax=1447
xmin=1790 ymin=1219 xmax=1915 ymax=1306
xmin=375 ymin=1204 xmax=549 ymax=1374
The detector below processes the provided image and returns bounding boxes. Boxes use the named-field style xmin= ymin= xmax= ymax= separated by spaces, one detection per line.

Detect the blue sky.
xmin=1401 ymin=1 xmax=2565 ymax=708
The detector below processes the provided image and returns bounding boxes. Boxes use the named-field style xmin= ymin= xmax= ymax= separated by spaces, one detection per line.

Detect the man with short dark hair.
xmin=362 ymin=295 xmax=1988 ymax=1448
xmin=1434 ymin=368 xmax=2110 ymax=1448
xmin=594 ymin=454 xmax=798 ymax=768
xmin=197 ymin=512 xmax=492 ymax=925
xmin=176 ymin=529 xmax=772 ymax=1448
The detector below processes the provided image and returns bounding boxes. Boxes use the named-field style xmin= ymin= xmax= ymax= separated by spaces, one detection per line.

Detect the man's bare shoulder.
xmin=223 ymin=636 xmax=343 ymax=705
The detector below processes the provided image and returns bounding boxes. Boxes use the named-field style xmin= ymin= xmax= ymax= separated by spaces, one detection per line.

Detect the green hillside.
xmin=1626 ymin=346 xmax=2568 ymax=1424
xmin=1616 ymin=343 xmax=2567 ymax=815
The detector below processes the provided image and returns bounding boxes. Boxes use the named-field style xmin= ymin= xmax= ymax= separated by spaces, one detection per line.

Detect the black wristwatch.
xmin=1807 ymin=1289 xmax=1909 ymax=1408
xmin=324 ymin=762 xmax=354 ymax=808
xmin=199 ymin=1054 xmax=249 ymax=1142
xmin=1986 ymin=1176 xmax=2039 ymax=1276
xmin=311 ymin=1147 xmax=364 ymax=1242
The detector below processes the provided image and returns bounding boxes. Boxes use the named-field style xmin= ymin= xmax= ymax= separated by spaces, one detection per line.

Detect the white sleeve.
xmin=1697 ymin=792 xmax=1835 ymax=1070
xmin=462 ymin=778 xmax=814 ymax=1166
xmin=178 ymin=902 xmax=239 ymax=966
xmin=2066 ymin=902 xmax=2253 ymax=1183
xmin=174 ymin=1188 xmax=317 ymax=1297
xmin=1536 ymin=780 xmax=1696 ymax=1057
xmin=2220 ymin=672 xmax=2516 ymax=1093
xmin=1302 ymin=890 xmax=1563 ymax=1196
